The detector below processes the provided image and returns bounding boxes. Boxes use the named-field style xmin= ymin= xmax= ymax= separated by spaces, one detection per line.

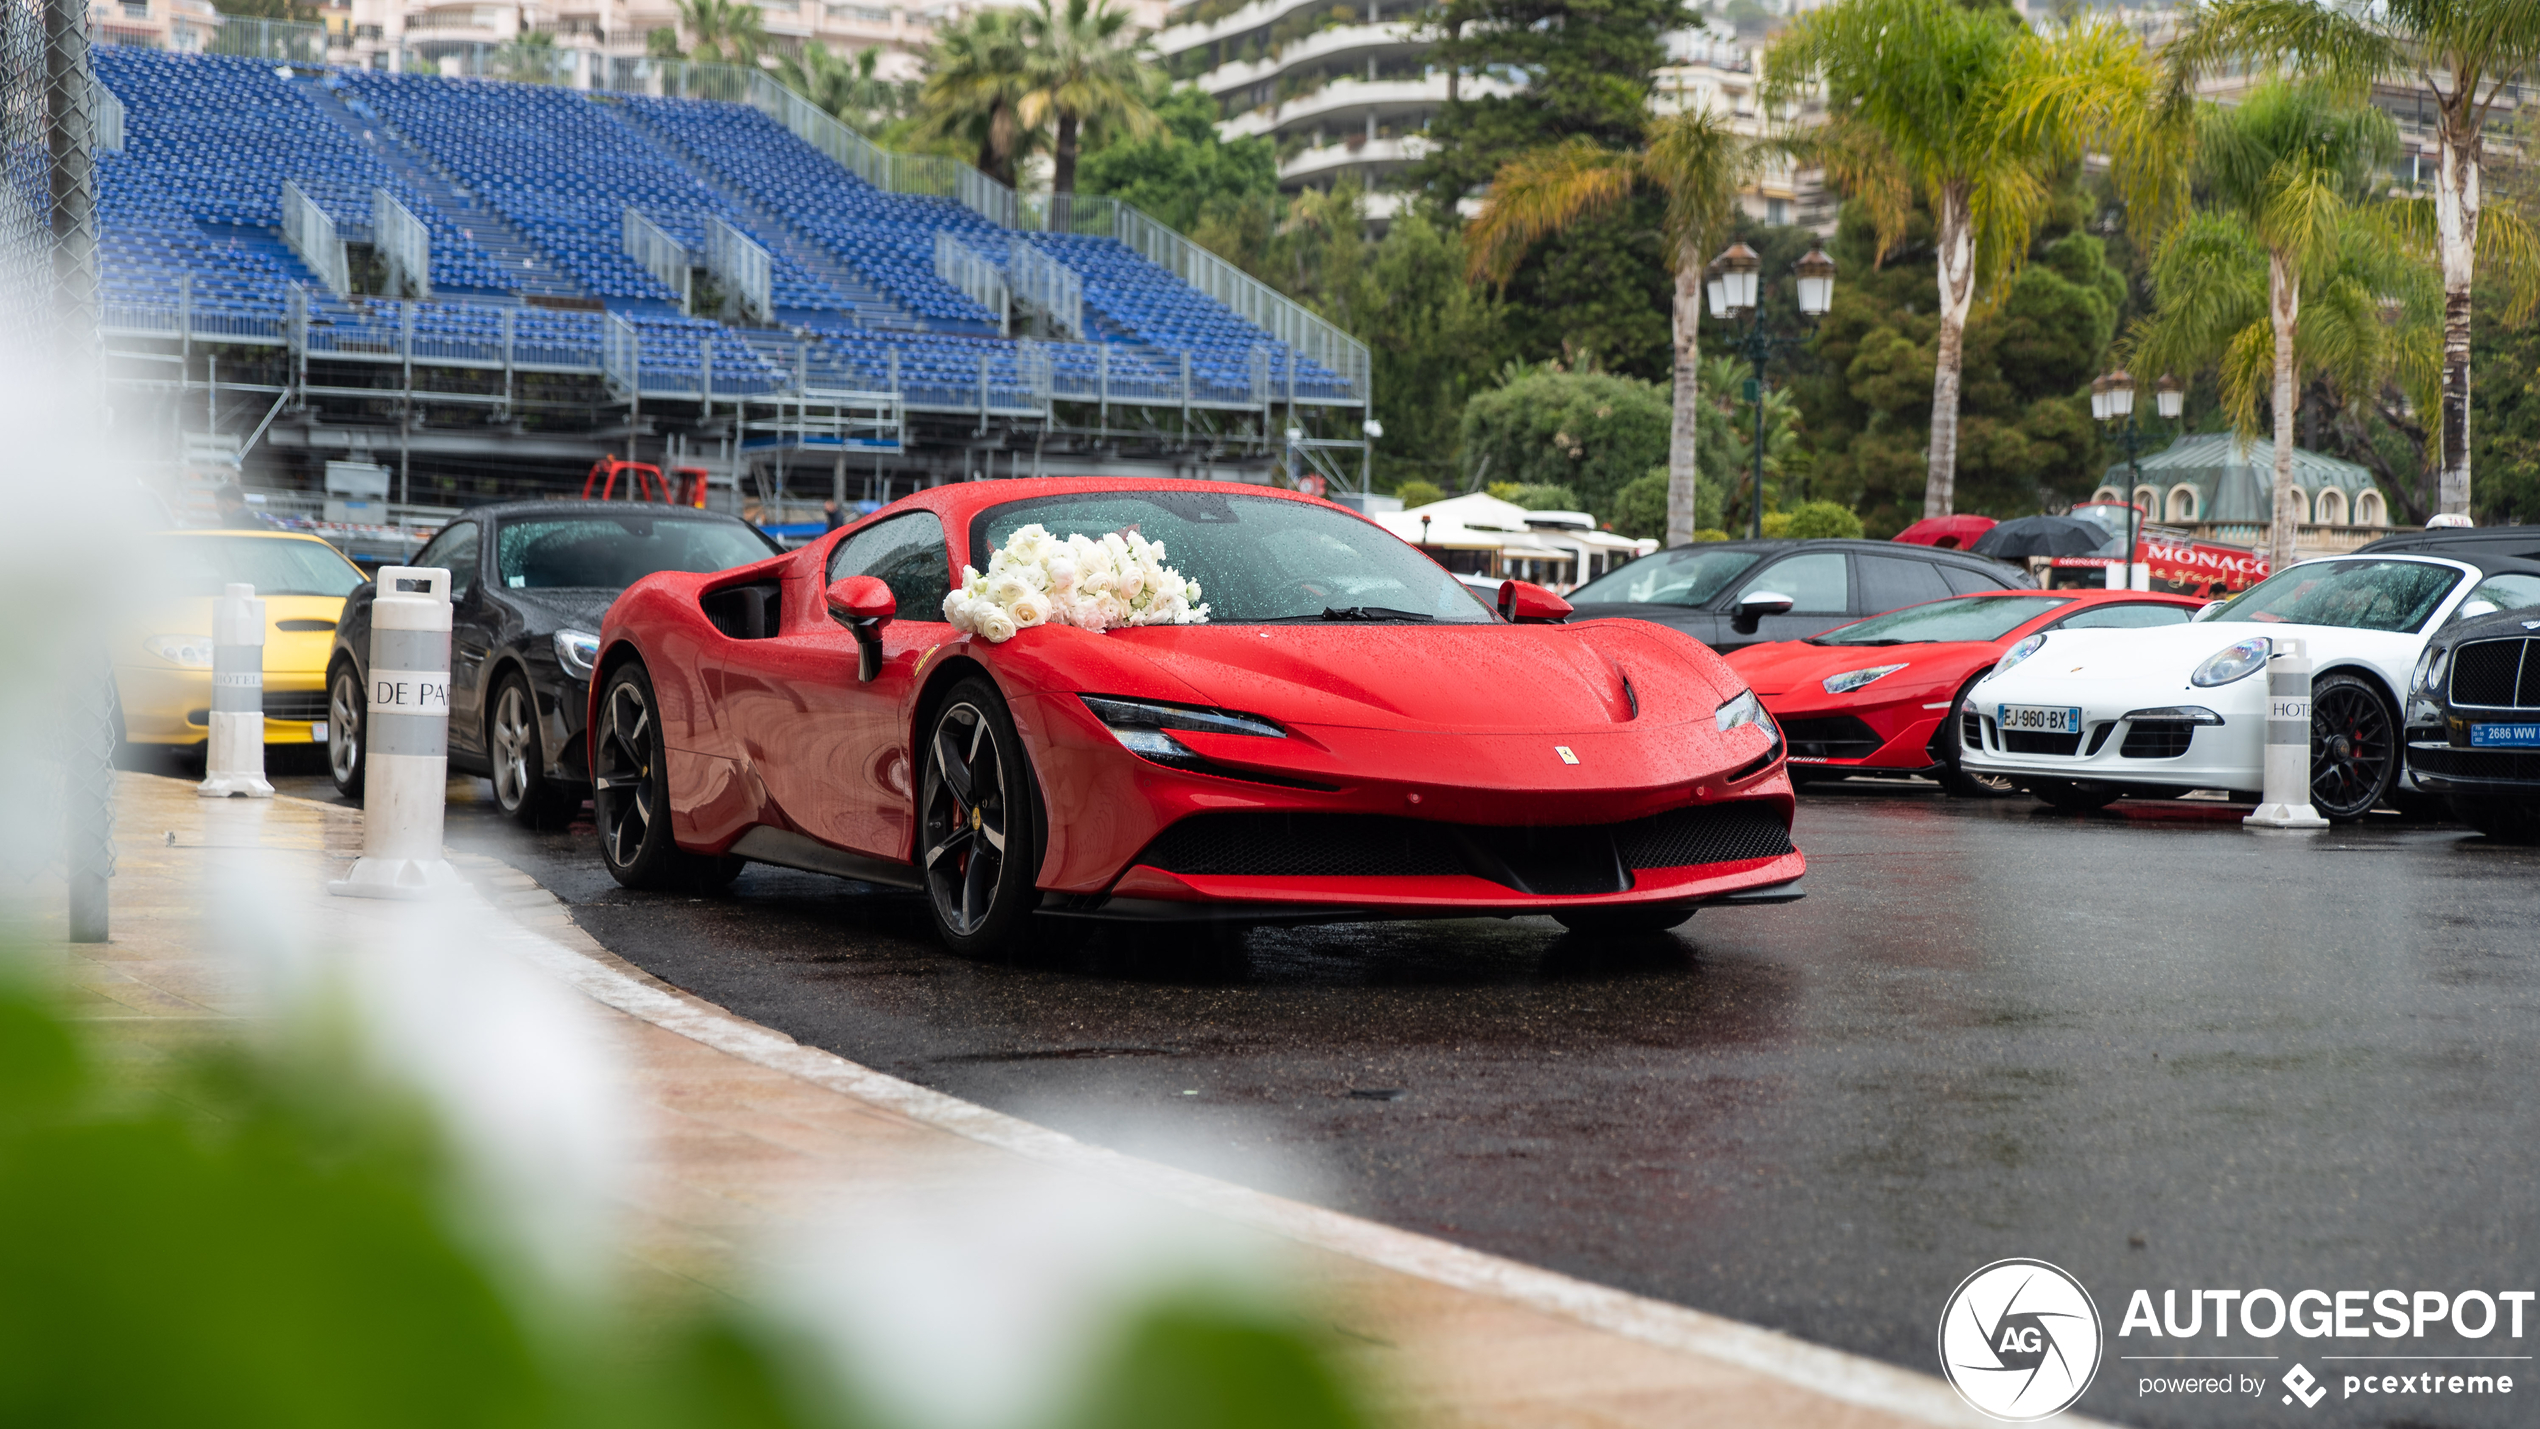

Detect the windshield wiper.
xmin=1320 ymin=606 xmax=1437 ymax=623
xmin=1809 ymin=636 xmax=1913 ymax=646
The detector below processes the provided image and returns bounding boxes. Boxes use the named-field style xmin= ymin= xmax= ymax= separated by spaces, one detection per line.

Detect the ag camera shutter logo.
xmin=1939 ymin=1258 xmax=2104 ymax=1421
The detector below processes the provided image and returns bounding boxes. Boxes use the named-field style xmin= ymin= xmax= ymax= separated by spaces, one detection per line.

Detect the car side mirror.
xmin=2192 ymin=600 xmax=2224 ymax=621
xmin=1730 ymin=591 xmax=1795 ymax=635
xmin=1498 ymin=579 xmax=1573 ymax=624
xmin=826 ymin=576 xmax=895 ymax=682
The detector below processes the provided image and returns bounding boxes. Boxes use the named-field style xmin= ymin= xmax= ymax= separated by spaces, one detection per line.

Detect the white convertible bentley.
xmin=1959 ymin=550 xmax=2540 ymax=820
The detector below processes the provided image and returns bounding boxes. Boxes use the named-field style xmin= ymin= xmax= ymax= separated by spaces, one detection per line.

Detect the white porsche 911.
xmin=1958 ymin=551 xmax=2540 ymax=820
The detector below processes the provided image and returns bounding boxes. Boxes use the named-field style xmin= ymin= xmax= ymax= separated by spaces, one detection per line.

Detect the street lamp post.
xmin=1708 ymin=243 xmax=1835 ymax=540
xmin=2089 ymin=370 xmax=2185 ymax=590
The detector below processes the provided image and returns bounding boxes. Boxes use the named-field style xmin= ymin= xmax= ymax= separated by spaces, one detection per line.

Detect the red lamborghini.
xmin=590 ymin=479 xmax=1804 ymax=955
xmin=1723 ymin=588 xmax=2204 ymax=794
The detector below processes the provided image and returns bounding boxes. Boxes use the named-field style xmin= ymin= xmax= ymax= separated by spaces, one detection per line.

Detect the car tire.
xmin=1936 ymin=675 xmax=2014 ymax=798
xmin=593 ymin=660 xmax=740 ymax=891
xmin=918 ymin=677 xmax=1048 ymax=960
xmin=2450 ymin=796 xmax=2540 ymax=844
xmin=1554 ymin=905 xmax=1696 ymax=936
xmin=2027 ymin=778 xmax=2123 ymax=812
xmin=326 ymin=659 xmax=366 ymax=800
xmin=487 ymin=671 xmax=576 ymax=827
xmin=2310 ymin=672 xmax=2399 ymax=822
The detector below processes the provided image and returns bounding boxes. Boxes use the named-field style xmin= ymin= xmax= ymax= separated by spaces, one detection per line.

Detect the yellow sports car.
xmin=116 ymin=529 xmax=368 ymax=750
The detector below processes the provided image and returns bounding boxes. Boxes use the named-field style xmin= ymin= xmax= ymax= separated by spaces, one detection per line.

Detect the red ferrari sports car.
xmin=1723 ymin=588 xmax=2205 ymax=794
xmin=589 ymin=478 xmax=1805 ymax=954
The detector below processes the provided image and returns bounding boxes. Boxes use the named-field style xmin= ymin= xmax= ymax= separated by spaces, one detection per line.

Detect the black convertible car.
xmin=2406 ymin=599 xmax=2540 ymax=843
xmin=1563 ymin=538 xmax=2036 ymax=652
xmin=327 ymin=500 xmax=778 ymax=821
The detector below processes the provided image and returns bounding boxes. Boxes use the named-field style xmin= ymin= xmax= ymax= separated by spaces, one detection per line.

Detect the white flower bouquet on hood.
xmin=941 ymin=523 xmax=1210 ymax=642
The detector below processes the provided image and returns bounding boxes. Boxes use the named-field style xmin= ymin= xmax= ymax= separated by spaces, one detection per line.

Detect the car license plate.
xmin=2470 ymin=722 xmax=2540 ymax=748
xmin=310 ymin=722 xmax=328 ymax=743
xmin=1999 ymin=704 xmax=2082 ymax=734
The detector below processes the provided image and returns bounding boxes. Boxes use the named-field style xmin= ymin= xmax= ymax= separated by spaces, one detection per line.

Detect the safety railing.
xmin=281 ymin=179 xmax=350 ymax=301
xmin=1008 ymin=237 xmax=1082 ymax=339
xmin=933 ymin=233 xmax=1010 ymax=335
xmin=622 ymin=207 xmax=691 ymax=314
xmin=372 ymin=188 xmax=431 ymax=300
xmin=707 ymin=216 xmax=772 ymax=324
xmin=91 ymin=78 xmax=122 ymax=153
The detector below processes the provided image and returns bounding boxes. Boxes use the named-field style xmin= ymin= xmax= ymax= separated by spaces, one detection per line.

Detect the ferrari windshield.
xmin=494 ymin=516 xmax=776 ymax=590
xmin=1568 ymin=547 xmax=1762 ymax=607
xmin=152 ymin=535 xmax=364 ymax=597
xmin=972 ymin=491 xmax=1495 ymax=623
xmin=1810 ymin=594 xmax=2071 ymax=645
xmin=2208 ymin=558 xmax=2462 ymax=633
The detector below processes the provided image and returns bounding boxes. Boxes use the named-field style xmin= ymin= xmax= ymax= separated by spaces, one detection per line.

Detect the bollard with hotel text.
xmin=2245 ymin=635 xmax=2330 ymax=829
xmin=198 ymin=582 xmax=275 ymax=798
xmin=329 ymin=566 xmax=464 ymax=898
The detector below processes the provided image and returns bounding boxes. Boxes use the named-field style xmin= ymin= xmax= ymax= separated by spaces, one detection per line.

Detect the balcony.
xmin=1279 ymin=132 xmax=1427 ymax=183
xmin=1222 ymin=72 xmax=1512 ymax=140
xmin=1159 ymin=0 xmax=1389 ymax=56
xmin=1191 ymin=20 xmax=1421 ymax=97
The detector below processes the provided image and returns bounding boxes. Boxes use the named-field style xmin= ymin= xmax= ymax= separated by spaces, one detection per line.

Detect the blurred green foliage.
xmin=1458 ymin=364 xmax=1672 ymax=520
xmin=0 ymin=979 xmax=1375 ymax=1429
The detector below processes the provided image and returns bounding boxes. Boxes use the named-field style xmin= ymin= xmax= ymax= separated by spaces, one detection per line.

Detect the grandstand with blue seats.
xmin=92 ymin=46 xmax=1369 ymax=508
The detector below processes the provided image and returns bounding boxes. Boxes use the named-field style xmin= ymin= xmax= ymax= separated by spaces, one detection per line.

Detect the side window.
xmin=1939 ymin=564 xmax=2008 ymax=596
xmin=416 ymin=522 xmax=478 ymax=601
xmin=2457 ymin=572 xmax=2540 ymax=618
xmin=826 ymin=512 xmax=952 ymax=621
xmin=1857 ymin=554 xmax=1953 ymax=614
xmin=2053 ymin=602 xmax=2193 ymax=631
xmin=1735 ymin=551 xmax=1849 ymax=614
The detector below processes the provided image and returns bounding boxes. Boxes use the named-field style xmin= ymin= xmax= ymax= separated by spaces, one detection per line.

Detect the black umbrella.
xmin=1971 ymin=515 xmax=2112 ymax=560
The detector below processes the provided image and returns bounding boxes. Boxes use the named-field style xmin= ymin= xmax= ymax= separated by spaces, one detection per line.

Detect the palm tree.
xmin=779 ymin=42 xmax=897 ymax=125
xmin=2169 ymin=0 xmax=2540 ymax=519
xmin=675 ymin=0 xmax=764 ymax=66
xmin=1464 ymin=110 xmax=1752 ymax=548
xmin=1019 ymin=0 xmax=1159 ymax=197
xmin=921 ymin=9 xmax=1035 ymax=188
xmin=1764 ymin=0 xmax=2185 ymax=519
xmin=2132 ymin=82 xmax=2404 ymax=570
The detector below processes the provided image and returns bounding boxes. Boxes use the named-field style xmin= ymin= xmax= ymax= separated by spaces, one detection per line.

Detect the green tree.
xmin=488 ymin=28 xmax=559 ymax=83
xmin=921 ymin=8 xmax=1036 ymax=187
xmin=1395 ymin=479 xmax=1448 ymax=509
xmin=778 ymin=42 xmax=901 ymax=126
xmin=645 ymin=26 xmax=681 ymax=58
xmin=1507 ymin=483 xmax=1582 ymax=510
xmin=1457 ymin=363 xmax=1672 ymax=519
xmin=1780 ymin=501 xmax=1866 ymax=539
xmin=1466 ymin=111 xmax=1753 ymax=550
xmin=1767 ymin=1 xmax=2186 ymax=518
xmin=674 ymin=0 xmax=764 ymax=64
xmin=1411 ymin=0 xmax=1689 ymax=378
xmin=2169 ymin=0 xmax=2540 ymax=520
xmin=2131 ymin=82 xmax=2408 ymax=571
xmin=1020 ymin=0 xmax=1158 ymax=197
xmin=1078 ymin=86 xmax=1279 ymax=233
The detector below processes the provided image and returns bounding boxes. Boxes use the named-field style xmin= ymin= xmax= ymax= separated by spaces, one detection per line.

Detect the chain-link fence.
xmin=3 ymin=0 xmax=112 ymax=941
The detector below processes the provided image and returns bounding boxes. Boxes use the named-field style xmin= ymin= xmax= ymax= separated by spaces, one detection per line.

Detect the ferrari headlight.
xmin=145 ymin=634 xmax=216 ymax=668
xmin=1715 ymin=689 xmax=1769 ymax=732
xmin=1991 ymin=633 xmax=2046 ymax=679
xmin=553 ymin=628 xmax=601 ymax=681
xmin=1082 ymin=695 xmax=1283 ymax=769
xmin=2189 ymin=636 xmax=2271 ymax=688
xmin=1823 ymin=662 xmax=1908 ymax=696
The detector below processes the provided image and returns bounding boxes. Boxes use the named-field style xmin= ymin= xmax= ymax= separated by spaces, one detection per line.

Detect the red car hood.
xmin=1087 ymin=620 xmax=1736 ymax=734
xmin=1726 ymin=638 xmax=2003 ymax=697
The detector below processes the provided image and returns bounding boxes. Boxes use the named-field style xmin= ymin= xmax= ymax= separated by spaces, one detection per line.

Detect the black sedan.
xmin=2406 ymin=601 xmax=2540 ymax=843
xmin=1563 ymin=538 xmax=2035 ymax=652
xmin=326 ymin=500 xmax=779 ymax=822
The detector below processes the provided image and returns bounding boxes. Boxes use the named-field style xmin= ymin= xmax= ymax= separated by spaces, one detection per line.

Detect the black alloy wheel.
xmin=594 ymin=662 xmax=737 ymax=891
xmin=1936 ymin=675 xmax=2016 ymax=798
xmin=2028 ymin=778 xmax=2124 ymax=812
xmin=918 ymin=678 xmax=1043 ymax=957
xmin=326 ymin=660 xmax=366 ymax=799
xmin=488 ymin=672 xmax=573 ymax=827
xmin=2308 ymin=673 xmax=2398 ymax=823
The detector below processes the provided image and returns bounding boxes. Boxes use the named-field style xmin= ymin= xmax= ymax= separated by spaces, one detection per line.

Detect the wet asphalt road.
xmin=250 ymin=748 xmax=2540 ymax=1428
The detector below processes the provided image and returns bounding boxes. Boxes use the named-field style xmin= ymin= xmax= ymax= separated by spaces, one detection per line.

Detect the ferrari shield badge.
xmin=1554 ymin=746 xmax=1580 ymax=765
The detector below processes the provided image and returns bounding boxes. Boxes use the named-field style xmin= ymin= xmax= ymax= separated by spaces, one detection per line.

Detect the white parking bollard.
xmin=198 ymin=582 xmax=274 ymax=799
xmin=2245 ymin=636 xmax=2329 ymax=830
xmin=329 ymin=566 xmax=463 ymax=899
